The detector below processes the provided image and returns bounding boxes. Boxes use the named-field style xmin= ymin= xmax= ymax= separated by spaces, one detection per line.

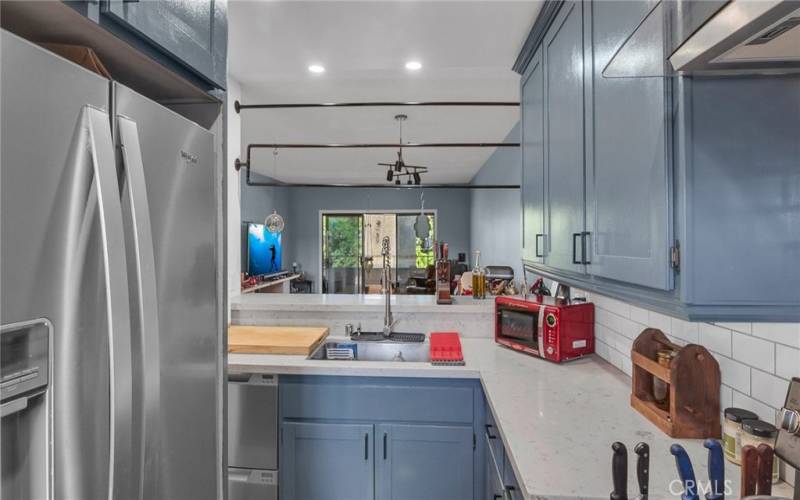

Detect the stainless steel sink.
xmin=309 ymin=337 xmax=430 ymax=362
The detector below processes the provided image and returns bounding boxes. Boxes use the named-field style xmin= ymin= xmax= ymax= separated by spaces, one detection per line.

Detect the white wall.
xmin=575 ymin=287 xmax=799 ymax=484
xmin=226 ymin=77 xmax=242 ymax=321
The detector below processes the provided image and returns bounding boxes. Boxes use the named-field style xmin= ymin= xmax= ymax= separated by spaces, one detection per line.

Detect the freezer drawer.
xmin=228 ymin=468 xmax=278 ymax=500
xmin=228 ymin=373 xmax=278 ymax=469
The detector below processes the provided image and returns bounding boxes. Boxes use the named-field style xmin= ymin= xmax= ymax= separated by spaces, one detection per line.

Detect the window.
xmin=321 ymin=211 xmax=436 ymax=295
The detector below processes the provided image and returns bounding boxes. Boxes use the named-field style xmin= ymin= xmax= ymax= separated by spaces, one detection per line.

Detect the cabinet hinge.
xmin=670 ymin=241 xmax=680 ymax=272
xmin=473 ymin=433 xmax=476 ymax=451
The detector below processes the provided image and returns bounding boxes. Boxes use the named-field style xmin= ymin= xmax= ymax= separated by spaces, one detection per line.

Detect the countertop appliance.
xmin=228 ymin=373 xmax=279 ymax=500
xmin=1 ymin=320 xmax=51 ymax=500
xmin=495 ymin=296 xmax=594 ymax=362
xmin=1 ymin=30 xmax=222 ymax=499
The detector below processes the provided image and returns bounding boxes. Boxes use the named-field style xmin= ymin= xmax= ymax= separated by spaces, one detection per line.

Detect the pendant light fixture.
xmin=265 ymin=147 xmax=285 ymax=233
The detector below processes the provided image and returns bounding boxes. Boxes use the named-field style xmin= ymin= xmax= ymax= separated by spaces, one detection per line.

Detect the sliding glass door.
xmin=322 ymin=214 xmax=363 ymax=293
xmin=323 ymin=211 xmax=435 ymax=295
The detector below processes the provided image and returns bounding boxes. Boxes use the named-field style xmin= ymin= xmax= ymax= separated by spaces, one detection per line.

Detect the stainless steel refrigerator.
xmin=1 ymin=30 xmax=222 ymax=500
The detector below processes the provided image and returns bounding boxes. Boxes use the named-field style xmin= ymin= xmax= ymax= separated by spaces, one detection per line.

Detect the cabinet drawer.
xmin=281 ymin=376 xmax=475 ymax=424
xmin=485 ymin=405 xmax=505 ymax=472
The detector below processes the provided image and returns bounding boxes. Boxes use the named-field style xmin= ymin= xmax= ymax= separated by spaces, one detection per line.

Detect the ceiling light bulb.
xmin=308 ymin=64 xmax=325 ymax=73
xmin=405 ymin=61 xmax=422 ymax=71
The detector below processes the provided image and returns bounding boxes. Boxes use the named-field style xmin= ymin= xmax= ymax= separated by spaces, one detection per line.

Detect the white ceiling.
xmin=228 ymin=0 xmax=543 ymax=184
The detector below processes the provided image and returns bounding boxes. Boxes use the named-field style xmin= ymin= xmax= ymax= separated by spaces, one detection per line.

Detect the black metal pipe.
xmin=243 ymin=179 xmax=520 ymax=190
xmin=235 ymin=100 xmax=519 ymax=113
xmin=246 ymin=142 xmax=519 ymax=149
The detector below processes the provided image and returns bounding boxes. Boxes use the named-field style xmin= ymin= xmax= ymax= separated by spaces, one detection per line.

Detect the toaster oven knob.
xmin=545 ymin=313 xmax=557 ymax=327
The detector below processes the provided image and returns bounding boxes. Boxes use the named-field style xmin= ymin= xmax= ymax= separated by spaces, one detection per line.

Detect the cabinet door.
xmin=521 ymin=47 xmax=546 ymax=264
xmin=585 ymin=0 xmax=672 ymax=290
xmin=376 ymin=424 xmax=473 ymax=500
xmin=543 ymin=1 xmax=586 ymax=273
xmin=281 ymin=422 xmax=374 ymax=500
xmin=102 ymin=0 xmax=227 ymax=88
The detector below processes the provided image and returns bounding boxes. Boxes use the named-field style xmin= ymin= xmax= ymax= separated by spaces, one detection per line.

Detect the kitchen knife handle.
xmin=756 ymin=444 xmax=773 ymax=496
xmin=634 ymin=442 xmax=649 ymax=500
xmin=610 ymin=441 xmax=628 ymax=500
xmin=703 ymin=439 xmax=724 ymax=500
xmin=740 ymin=445 xmax=758 ymax=497
xmin=670 ymin=444 xmax=699 ymax=500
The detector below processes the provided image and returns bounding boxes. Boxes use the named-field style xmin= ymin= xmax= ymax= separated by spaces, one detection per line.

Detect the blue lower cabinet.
xmin=281 ymin=421 xmax=375 ymax=500
xmin=376 ymin=424 xmax=474 ymax=500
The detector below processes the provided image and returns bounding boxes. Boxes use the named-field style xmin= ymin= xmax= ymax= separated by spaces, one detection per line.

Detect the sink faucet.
xmin=381 ymin=236 xmax=396 ymax=337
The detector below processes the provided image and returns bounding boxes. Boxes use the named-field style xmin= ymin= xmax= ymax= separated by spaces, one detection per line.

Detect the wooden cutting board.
xmin=228 ymin=325 xmax=329 ymax=355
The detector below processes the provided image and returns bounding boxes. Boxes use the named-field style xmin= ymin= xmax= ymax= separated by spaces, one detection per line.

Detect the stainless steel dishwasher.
xmin=1 ymin=320 xmax=51 ymax=500
xmin=228 ymin=373 xmax=278 ymax=500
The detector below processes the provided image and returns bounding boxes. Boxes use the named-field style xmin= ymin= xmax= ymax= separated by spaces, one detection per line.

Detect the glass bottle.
xmin=472 ymin=250 xmax=485 ymax=299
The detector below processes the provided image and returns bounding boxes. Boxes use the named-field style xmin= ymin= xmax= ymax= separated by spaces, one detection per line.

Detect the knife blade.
xmin=740 ymin=444 xmax=758 ymax=497
xmin=611 ymin=441 xmax=628 ymax=500
xmin=756 ymin=444 xmax=773 ymax=496
xmin=703 ymin=439 xmax=724 ymax=500
xmin=670 ymin=444 xmax=699 ymax=500
xmin=634 ymin=442 xmax=649 ymax=500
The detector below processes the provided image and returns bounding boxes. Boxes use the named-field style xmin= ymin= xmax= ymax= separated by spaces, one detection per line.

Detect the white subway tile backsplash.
xmin=671 ymin=318 xmax=700 ymax=344
xmin=698 ymin=323 xmax=732 ymax=357
xmin=751 ymin=369 xmax=791 ymax=409
xmin=732 ymin=333 xmax=775 ymax=373
xmin=715 ymin=322 xmax=752 ymax=335
xmin=775 ymin=345 xmax=800 ymax=380
xmin=647 ymin=311 xmax=672 ymax=335
xmin=716 ymin=355 xmax=751 ymax=394
xmin=720 ymin=385 xmax=734 ymax=413
xmin=732 ymin=390 xmax=777 ymax=422
xmin=752 ymin=323 xmax=800 ymax=349
xmin=629 ymin=305 xmax=649 ymax=325
xmin=588 ymin=292 xmax=798 ymax=418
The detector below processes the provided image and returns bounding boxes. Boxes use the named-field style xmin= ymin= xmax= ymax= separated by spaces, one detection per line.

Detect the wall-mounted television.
xmin=246 ymin=222 xmax=282 ymax=276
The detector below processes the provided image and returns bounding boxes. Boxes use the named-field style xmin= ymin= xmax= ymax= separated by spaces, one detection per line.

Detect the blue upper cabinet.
xmin=520 ymin=47 xmax=545 ymax=264
xmin=515 ymin=0 xmax=800 ymax=321
xmin=281 ymin=421 xmax=375 ymax=500
xmin=101 ymin=0 xmax=227 ymax=89
xmin=583 ymin=0 xmax=672 ymax=290
xmin=542 ymin=1 xmax=586 ymax=274
xmin=376 ymin=423 xmax=474 ymax=500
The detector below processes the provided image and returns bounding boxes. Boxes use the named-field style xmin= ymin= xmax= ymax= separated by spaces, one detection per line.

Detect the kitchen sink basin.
xmin=308 ymin=337 xmax=430 ymax=362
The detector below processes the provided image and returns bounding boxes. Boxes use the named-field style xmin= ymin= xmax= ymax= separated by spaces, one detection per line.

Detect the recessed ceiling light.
xmin=308 ymin=64 xmax=325 ymax=73
xmin=405 ymin=61 xmax=422 ymax=71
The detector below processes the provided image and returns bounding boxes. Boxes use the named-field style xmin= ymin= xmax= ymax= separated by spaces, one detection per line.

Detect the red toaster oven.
xmin=494 ymin=296 xmax=594 ymax=362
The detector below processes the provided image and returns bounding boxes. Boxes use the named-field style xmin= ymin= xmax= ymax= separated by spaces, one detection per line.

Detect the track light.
xmin=413 ymin=172 xmax=421 ymax=185
xmin=395 ymin=178 xmax=401 ymax=185
xmin=386 ymin=169 xmax=393 ymax=181
xmin=407 ymin=178 xmax=413 ymax=185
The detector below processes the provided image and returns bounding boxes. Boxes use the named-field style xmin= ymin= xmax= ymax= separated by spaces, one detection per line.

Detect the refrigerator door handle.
xmin=84 ymin=106 xmax=136 ymax=500
xmin=116 ymin=116 xmax=162 ymax=498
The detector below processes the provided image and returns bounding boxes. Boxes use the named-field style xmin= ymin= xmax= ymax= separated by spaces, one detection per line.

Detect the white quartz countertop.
xmin=229 ymin=339 xmax=793 ymax=499
xmin=231 ymin=293 xmax=496 ymax=313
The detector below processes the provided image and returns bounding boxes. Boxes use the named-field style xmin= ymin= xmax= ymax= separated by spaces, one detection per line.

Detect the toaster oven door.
xmin=497 ymin=307 xmax=540 ymax=350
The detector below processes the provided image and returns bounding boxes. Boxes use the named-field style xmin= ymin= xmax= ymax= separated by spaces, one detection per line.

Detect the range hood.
xmin=670 ymin=0 xmax=800 ymax=74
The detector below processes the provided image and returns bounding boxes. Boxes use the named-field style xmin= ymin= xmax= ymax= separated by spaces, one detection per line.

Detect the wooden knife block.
xmin=630 ymin=328 xmax=721 ymax=439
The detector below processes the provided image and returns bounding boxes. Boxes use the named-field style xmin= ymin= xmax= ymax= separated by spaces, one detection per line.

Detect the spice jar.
xmin=722 ymin=407 xmax=759 ymax=464
xmin=741 ymin=419 xmax=780 ymax=483
xmin=652 ymin=349 xmax=675 ymax=410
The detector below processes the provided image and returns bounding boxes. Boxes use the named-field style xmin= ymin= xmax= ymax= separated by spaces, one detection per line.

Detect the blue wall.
xmin=470 ymin=122 xmax=522 ymax=279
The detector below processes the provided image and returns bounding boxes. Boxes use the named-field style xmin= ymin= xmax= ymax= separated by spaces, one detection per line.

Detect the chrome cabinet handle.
xmin=85 ymin=106 xmax=135 ymax=500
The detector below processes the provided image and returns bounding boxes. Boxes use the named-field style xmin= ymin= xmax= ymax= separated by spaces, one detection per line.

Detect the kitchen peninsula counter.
xmin=231 ymin=293 xmax=496 ymax=337
xmin=229 ymin=339 xmax=794 ymax=500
